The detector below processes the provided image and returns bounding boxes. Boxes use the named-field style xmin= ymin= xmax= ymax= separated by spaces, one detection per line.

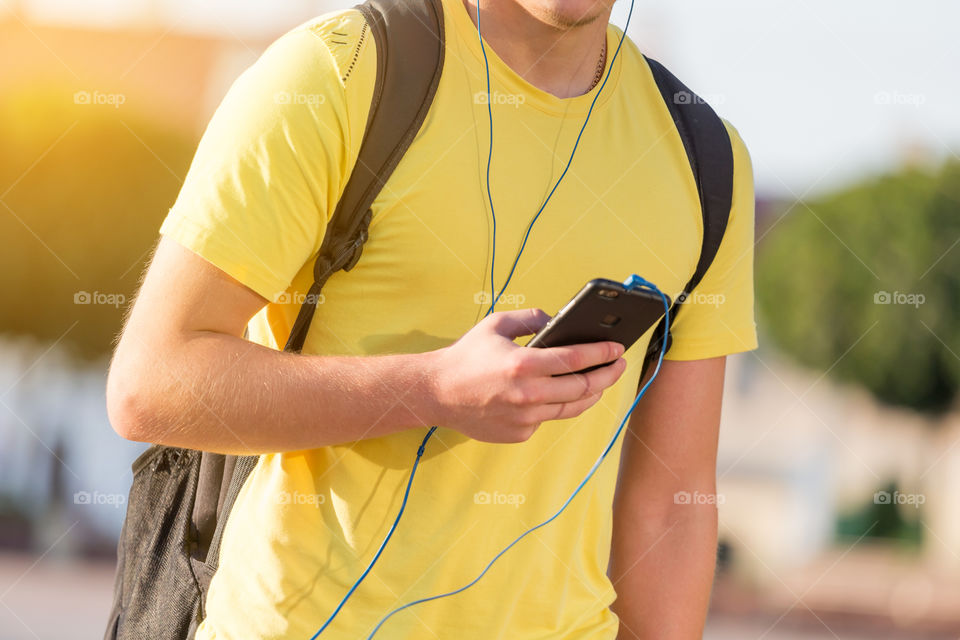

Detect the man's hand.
xmin=107 ymin=237 xmax=625 ymax=453
xmin=431 ymin=309 xmax=627 ymax=443
xmin=610 ymin=357 xmax=726 ymax=640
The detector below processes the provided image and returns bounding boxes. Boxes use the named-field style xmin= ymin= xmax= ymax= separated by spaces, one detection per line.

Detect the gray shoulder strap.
xmin=641 ymin=56 xmax=734 ymax=376
xmin=284 ymin=0 xmax=446 ymax=353
xmin=198 ymin=0 xmax=446 ymax=605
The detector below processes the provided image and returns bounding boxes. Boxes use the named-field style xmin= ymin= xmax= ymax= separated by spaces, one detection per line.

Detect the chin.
xmin=524 ymin=0 xmax=616 ymax=29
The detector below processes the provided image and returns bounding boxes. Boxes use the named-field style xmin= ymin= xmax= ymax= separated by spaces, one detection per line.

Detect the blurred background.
xmin=1 ymin=0 xmax=958 ymax=638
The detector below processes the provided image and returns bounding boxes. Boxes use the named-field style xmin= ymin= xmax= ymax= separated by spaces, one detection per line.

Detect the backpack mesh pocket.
xmin=105 ymin=445 xmax=204 ymax=640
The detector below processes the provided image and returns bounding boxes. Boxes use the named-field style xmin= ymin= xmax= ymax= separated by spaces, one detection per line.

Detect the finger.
xmin=575 ymin=357 xmax=627 ymax=396
xmin=521 ymin=370 xmax=589 ymax=405
xmin=527 ymin=391 xmax=604 ymax=424
xmin=485 ymin=308 xmax=550 ymax=340
xmin=524 ymin=357 xmax=624 ymax=404
xmin=523 ymin=340 xmax=625 ymax=376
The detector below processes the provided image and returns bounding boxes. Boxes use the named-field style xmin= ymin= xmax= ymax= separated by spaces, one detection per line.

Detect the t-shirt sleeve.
xmin=159 ymin=17 xmax=370 ymax=302
xmin=664 ymin=121 xmax=759 ymax=360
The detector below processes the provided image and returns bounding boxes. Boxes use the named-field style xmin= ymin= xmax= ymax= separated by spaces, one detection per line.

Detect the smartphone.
xmin=525 ymin=278 xmax=670 ymax=373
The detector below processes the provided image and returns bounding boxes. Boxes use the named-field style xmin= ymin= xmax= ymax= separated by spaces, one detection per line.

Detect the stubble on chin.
xmin=524 ymin=0 xmax=612 ymax=30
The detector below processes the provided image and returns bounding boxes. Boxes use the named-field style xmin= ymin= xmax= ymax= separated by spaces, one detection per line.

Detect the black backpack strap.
xmin=283 ymin=0 xmax=446 ymax=354
xmin=640 ymin=56 xmax=735 ymax=378
xmin=194 ymin=0 xmax=446 ymax=603
xmin=203 ymin=454 xmax=258 ymax=572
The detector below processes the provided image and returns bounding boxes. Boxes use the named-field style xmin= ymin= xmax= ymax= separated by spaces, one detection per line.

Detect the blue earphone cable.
xmin=308 ymin=426 xmax=437 ymax=640
xmin=311 ymin=0 xmax=636 ymax=635
xmin=484 ymin=0 xmax=636 ymax=315
xmin=366 ymin=278 xmax=668 ymax=639
xmin=477 ymin=2 xmax=498 ymax=315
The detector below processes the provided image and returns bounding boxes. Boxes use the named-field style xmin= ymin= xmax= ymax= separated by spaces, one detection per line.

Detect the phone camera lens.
xmin=600 ymin=314 xmax=621 ymax=327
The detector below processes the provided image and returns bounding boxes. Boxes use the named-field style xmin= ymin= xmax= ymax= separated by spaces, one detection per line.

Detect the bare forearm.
xmin=108 ymin=239 xmax=630 ymax=452
xmin=107 ymin=331 xmax=441 ymax=454
xmin=610 ymin=503 xmax=718 ymax=640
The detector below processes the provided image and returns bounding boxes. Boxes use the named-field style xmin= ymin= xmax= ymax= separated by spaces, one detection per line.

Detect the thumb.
xmin=485 ymin=308 xmax=550 ymax=339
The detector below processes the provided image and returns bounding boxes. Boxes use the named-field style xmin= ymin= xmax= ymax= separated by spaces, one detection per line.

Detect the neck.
xmin=461 ymin=0 xmax=611 ymax=99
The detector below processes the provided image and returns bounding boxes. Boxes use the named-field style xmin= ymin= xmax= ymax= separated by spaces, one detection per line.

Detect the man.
xmin=107 ymin=0 xmax=756 ymax=637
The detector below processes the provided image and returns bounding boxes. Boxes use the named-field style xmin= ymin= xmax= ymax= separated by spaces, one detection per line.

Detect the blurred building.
xmin=716 ymin=354 xmax=960 ymax=634
xmin=0 ymin=11 xmax=271 ymax=136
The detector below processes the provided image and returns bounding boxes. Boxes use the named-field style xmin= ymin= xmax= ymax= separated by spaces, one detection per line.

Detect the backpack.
xmin=103 ymin=0 xmax=734 ymax=637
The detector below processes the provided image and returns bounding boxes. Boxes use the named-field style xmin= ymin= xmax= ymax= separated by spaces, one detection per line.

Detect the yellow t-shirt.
xmin=161 ymin=0 xmax=757 ymax=638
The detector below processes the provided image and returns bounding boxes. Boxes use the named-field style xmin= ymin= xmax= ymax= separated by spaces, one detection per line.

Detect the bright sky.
xmin=8 ymin=0 xmax=960 ymax=197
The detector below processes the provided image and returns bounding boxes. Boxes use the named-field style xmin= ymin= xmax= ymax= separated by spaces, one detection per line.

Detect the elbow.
xmin=616 ymin=481 xmax=720 ymax=533
xmin=106 ymin=359 xmax=156 ymax=443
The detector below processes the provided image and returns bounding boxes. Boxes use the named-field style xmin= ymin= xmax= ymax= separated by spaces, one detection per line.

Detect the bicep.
xmin=124 ymin=236 xmax=267 ymax=345
xmin=617 ymin=357 xmax=726 ymax=498
xmin=107 ymin=237 xmax=268 ymax=437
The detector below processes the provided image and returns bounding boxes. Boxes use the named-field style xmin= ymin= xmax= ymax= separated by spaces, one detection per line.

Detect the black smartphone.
xmin=525 ymin=278 xmax=670 ymax=373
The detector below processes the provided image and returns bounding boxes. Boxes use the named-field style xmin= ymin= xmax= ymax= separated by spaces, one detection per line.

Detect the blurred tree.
xmin=0 ymin=86 xmax=196 ymax=359
xmin=757 ymin=161 xmax=960 ymax=413
xmin=835 ymin=481 xmax=922 ymax=547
